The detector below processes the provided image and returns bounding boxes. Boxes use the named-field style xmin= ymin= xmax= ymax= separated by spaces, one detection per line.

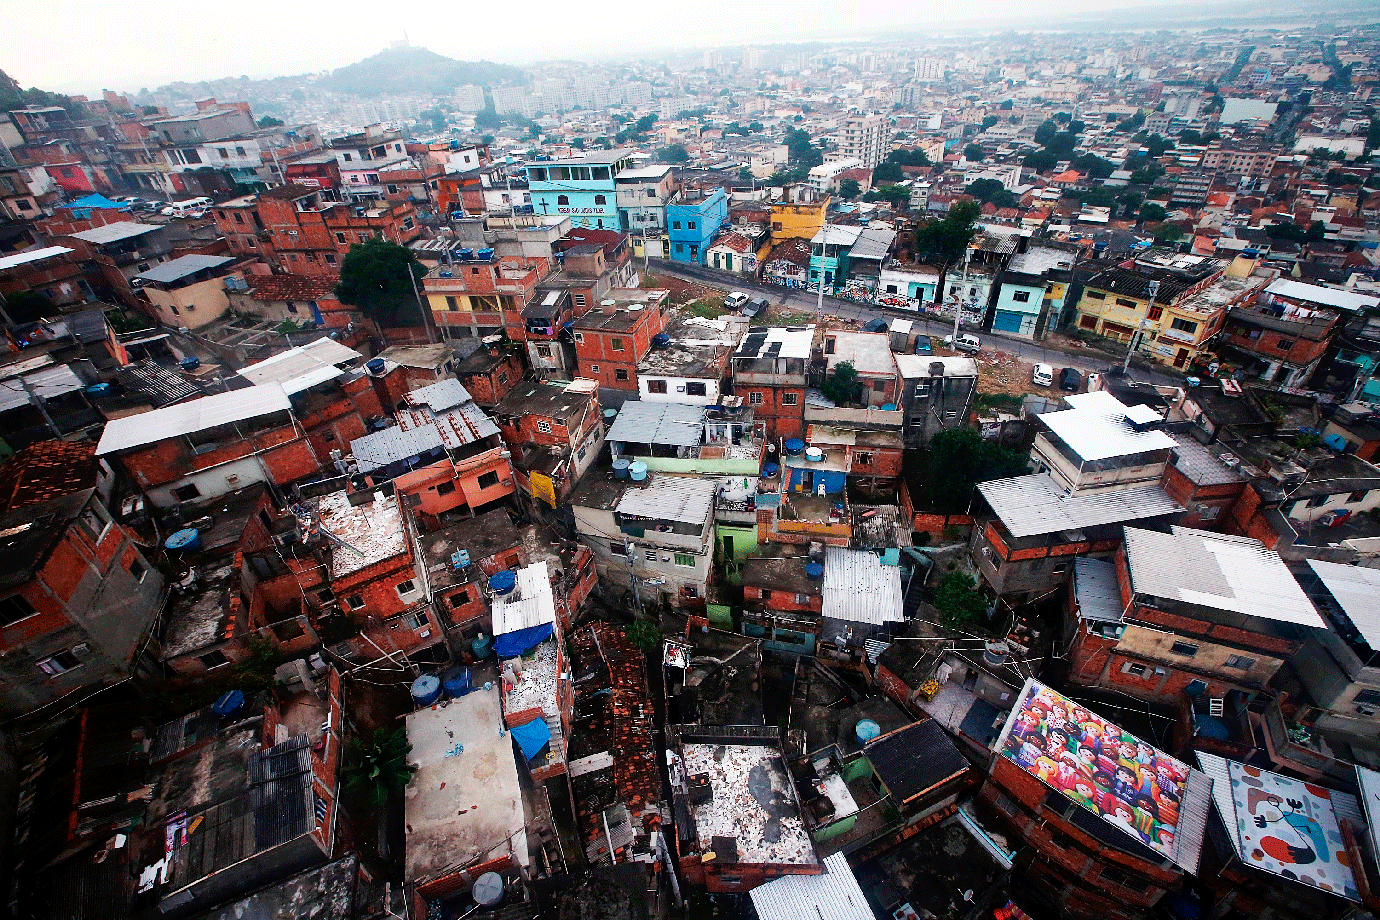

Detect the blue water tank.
xmin=459 ymin=248 xmax=475 ymax=261
xmin=86 ymin=383 xmax=111 ymax=398
xmin=784 ymin=438 xmax=805 ymax=456
xmin=366 ymin=357 xmax=386 ymax=375
xmin=442 ymin=666 xmax=472 ymax=698
xmin=178 ymin=356 xmax=201 ymax=371
xmin=805 ymin=562 xmax=824 ymax=581
xmin=763 ymin=462 xmax=779 ymax=477
xmin=411 ymin=674 xmax=442 ymax=706
xmin=603 ymin=408 xmax=618 ymax=421
xmin=855 ymin=719 xmax=881 ymax=743
xmin=651 ymin=333 xmax=671 ymax=349
xmin=880 ymin=403 xmax=897 ymax=411
xmin=452 ymin=549 xmax=471 ymax=569
xmin=212 ymin=689 xmax=245 ymax=717
xmin=471 ymin=632 xmax=493 ymax=659
xmin=629 ymin=461 xmax=648 ymax=481
xmin=477 ymin=248 xmax=495 ymax=261
xmin=613 ymin=458 xmax=631 ymax=480
xmin=165 ymin=528 xmax=202 ymax=552
xmin=490 ymin=570 xmax=517 ymax=595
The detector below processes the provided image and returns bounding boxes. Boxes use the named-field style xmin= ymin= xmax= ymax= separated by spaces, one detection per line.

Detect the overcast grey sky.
xmin=0 ymin=0 xmax=1246 ymax=95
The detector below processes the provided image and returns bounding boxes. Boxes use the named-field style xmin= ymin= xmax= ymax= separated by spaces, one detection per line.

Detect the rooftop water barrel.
xmin=366 ymin=358 xmax=386 ymax=375
xmin=784 ymin=438 xmax=806 ymax=456
xmin=603 ymin=408 xmax=618 ymax=422
xmin=613 ymin=458 xmax=631 ymax=480
xmin=411 ymin=673 xmax=442 ymax=706
xmin=452 ymin=549 xmax=471 ymax=569
xmin=477 ymin=248 xmax=495 ymax=261
xmin=490 ymin=570 xmax=517 ymax=596
xmin=212 ymin=689 xmax=245 ymax=717
xmin=805 ymin=562 xmax=824 ymax=581
xmin=628 ymin=461 xmax=648 ymax=481
xmin=763 ymin=462 xmax=779 ymax=477
xmin=855 ymin=719 xmax=881 ymax=744
xmin=472 ymin=872 xmax=505 ymax=908
xmin=178 ymin=356 xmax=201 ymax=371
xmin=805 ymin=446 xmax=824 ymax=462
xmin=165 ymin=528 xmax=202 ymax=553
xmin=471 ymin=632 xmax=493 ymax=659
xmin=86 ymin=383 xmax=111 ymax=398
xmin=651 ymin=333 xmax=671 ymax=348
xmin=459 ymin=248 xmax=475 ymax=261
xmin=442 ymin=666 xmax=472 ymax=698
xmin=880 ymin=403 xmax=897 ymax=411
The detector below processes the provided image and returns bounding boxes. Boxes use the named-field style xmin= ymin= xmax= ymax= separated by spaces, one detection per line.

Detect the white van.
xmin=1032 ymin=363 xmax=1054 ymax=387
xmin=161 ymin=197 xmax=213 ymax=217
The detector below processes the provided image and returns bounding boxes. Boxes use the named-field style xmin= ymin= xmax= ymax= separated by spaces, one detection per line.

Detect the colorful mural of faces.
xmin=1001 ymin=680 xmax=1189 ymax=859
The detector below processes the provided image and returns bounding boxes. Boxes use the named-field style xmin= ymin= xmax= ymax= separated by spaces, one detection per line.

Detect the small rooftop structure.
xmin=67 ymin=222 xmax=161 ymax=246
xmin=491 ymin=561 xmax=555 ymax=638
xmin=96 ymin=384 xmax=292 ymax=455
xmin=1123 ymin=525 xmax=1323 ymax=627
xmin=864 ymin=720 xmax=969 ymax=807
xmin=133 ymin=254 xmax=235 ymax=285
xmin=615 ymin=474 xmax=715 ymax=525
xmin=314 ymin=489 xmax=406 ymax=578
xmin=735 ymin=326 xmax=815 ymax=361
xmin=750 ymin=852 xmax=871 ymax=920
xmin=237 ymin=338 xmax=361 ymax=394
xmin=0 ymin=245 xmax=73 ymax=272
xmin=1304 ymin=560 xmax=1380 ymax=649
xmin=823 ymin=331 xmax=896 ymax=376
xmin=1071 ymin=557 xmax=1123 ymax=624
xmin=1265 ymin=278 xmax=1378 ymax=314
xmin=822 ymin=546 xmax=903 ymax=626
xmin=1039 ymin=391 xmax=1178 ymax=463
xmin=996 ymin=678 xmax=1209 ymax=873
xmin=607 ymin=401 xmax=705 ymax=449
xmin=1196 ymin=752 xmax=1361 ymax=901
xmin=404 ymin=685 xmax=528 ymax=886
xmin=977 ymin=473 xmax=1182 ymax=539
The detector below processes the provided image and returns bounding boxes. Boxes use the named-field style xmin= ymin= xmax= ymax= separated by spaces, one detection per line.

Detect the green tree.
xmin=914 ymin=200 xmax=981 ymax=265
xmin=982 ymin=114 xmax=1000 ymax=130
xmin=257 ymin=115 xmax=285 ymax=128
xmin=659 ymin=144 xmax=690 ymax=164
xmin=1034 ymin=119 xmax=1059 ymax=147
xmin=838 ymin=177 xmax=861 ymax=199
xmin=1151 ymin=223 xmax=1184 ymax=243
xmin=345 ymin=726 xmax=417 ymax=860
xmin=1139 ymin=202 xmax=1168 ymax=222
xmin=785 ymin=127 xmax=822 ymax=168
xmin=999 ymin=99 xmax=1013 ymax=110
xmin=475 ymin=104 xmax=501 ymax=130
xmin=624 ymin=620 xmax=661 ymax=654
xmin=963 ymin=142 xmax=986 ymax=162
xmin=873 ymin=161 xmax=903 ymax=183
xmin=1070 ymin=153 xmax=1116 ymax=178
xmin=966 ymin=178 xmax=1015 ymax=208
xmin=934 ymin=571 xmax=987 ymax=631
xmin=2 ymin=290 xmax=53 ymax=324
xmin=634 ymin=113 xmax=656 ymax=134
xmin=863 ymin=184 xmax=911 ymax=207
xmin=822 ymin=361 xmax=859 ymax=405
xmin=1023 ymin=148 xmax=1058 ymax=172
xmin=335 ymin=237 xmax=428 ymax=328
xmin=923 ymin=427 xmax=1027 ymax=513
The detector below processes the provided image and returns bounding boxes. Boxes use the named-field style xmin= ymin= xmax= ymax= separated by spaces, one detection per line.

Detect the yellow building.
xmin=770 ymin=196 xmax=830 ymax=242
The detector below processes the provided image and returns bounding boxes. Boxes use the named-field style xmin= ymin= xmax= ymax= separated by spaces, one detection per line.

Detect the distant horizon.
xmin=5 ymin=0 xmax=1378 ymax=97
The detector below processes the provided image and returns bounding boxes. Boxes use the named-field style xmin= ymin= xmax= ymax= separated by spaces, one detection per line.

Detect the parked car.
xmin=914 ymin=335 xmax=932 ymax=355
xmin=861 ymin=318 xmax=889 ymax=333
xmin=942 ymin=333 xmax=981 ymax=354
xmin=1032 ymin=363 xmax=1054 ymax=387
xmin=742 ymin=296 xmax=769 ymax=319
xmin=724 ymin=291 xmax=750 ymax=311
xmin=1059 ymin=367 xmax=1083 ymax=392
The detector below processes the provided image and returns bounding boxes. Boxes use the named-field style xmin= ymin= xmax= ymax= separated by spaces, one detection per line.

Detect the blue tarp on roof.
xmin=493 ymin=622 xmax=553 ymax=658
xmin=510 ymin=717 xmax=551 ymax=761
xmin=66 ymin=194 xmax=129 ymax=214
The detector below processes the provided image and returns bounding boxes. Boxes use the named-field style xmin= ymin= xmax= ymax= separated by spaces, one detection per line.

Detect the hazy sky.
xmin=0 ymin=0 xmax=1246 ymax=94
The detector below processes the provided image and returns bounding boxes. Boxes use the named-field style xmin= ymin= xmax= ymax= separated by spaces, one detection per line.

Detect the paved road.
xmin=647 ymin=259 xmax=1185 ymax=389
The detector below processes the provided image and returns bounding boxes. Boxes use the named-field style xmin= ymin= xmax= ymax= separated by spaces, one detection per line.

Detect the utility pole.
xmin=1123 ymin=280 xmax=1160 ymax=375
xmin=952 ymin=248 xmax=971 ymax=345
xmin=815 ymin=242 xmax=826 ymax=322
xmin=18 ymin=377 xmax=60 ymax=438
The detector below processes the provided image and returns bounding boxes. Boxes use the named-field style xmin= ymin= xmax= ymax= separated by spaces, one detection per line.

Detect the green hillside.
xmin=320 ymin=47 xmax=524 ymax=97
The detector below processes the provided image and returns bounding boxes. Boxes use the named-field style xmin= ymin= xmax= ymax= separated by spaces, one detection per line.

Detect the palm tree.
xmin=345 ymin=726 xmax=416 ymax=861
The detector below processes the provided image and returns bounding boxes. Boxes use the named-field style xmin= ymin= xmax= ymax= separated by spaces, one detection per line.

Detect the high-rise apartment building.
xmin=838 ymin=112 xmax=891 ymax=169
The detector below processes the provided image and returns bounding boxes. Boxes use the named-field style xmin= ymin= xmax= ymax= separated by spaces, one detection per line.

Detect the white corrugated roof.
xmin=978 ymin=473 xmax=1182 ymax=538
xmin=607 ymin=401 xmax=705 ymax=448
xmin=822 ymin=546 xmax=903 ymax=625
xmin=350 ymin=425 xmax=445 ymax=472
xmin=0 ymin=364 xmax=85 ymax=413
xmin=238 ymin=339 xmax=361 ymax=394
xmin=1125 ymin=526 xmax=1323 ymax=627
xmin=96 ymin=383 xmax=292 ymax=455
xmin=67 ymin=221 xmax=160 ymax=245
xmin=1039 ymin=391 xmax=1178 ymax=462
xmin=1266 ymin=278 xmax=1378 ymax=313
xmin=1307 ymin=560 xmax=1380 ymax=648
xmin=0 ymin=246 xmax=73 ymax=272
xmin=1356 ymin=766 xmax=1380 ymax=867
xmin=1072 ymin=557 xmax=1123 ymax=623
xmin=750 ymin=852 xmax=870 ymax=920
xmin=407 ymin=378 xmax=474 ymax=412
xmin=134 ymin=254 xmax=235 ymax=284
xmin=616 ymin=474 xmax=715 ymax=525
xmin=492 ymin=561 xmax=555 ymax=636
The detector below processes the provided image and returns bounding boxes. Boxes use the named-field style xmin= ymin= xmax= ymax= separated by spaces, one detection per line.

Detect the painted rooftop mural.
xmin=998 ymin=679 xmax=1190 ymax=859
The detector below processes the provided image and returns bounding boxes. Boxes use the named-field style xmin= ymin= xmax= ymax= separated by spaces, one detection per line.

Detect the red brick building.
xmin=453 ymin=340 xmax=526 ymax=407
xmin=730 ymin=326 xmax=816 ymax=440
xmin=571 ymin=294 xmax=667 ymax=391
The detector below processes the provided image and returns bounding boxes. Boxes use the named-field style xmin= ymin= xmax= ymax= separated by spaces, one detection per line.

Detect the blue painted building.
xmin=524 ymin=150 xmax=634 ymax=230
xmin=991 ymin=271 xmax=1047 ymax=338
xmin=666 ymin=187 xmax=728 ymax=264
xmin=809 ymin=225 xmax=862 ymax=292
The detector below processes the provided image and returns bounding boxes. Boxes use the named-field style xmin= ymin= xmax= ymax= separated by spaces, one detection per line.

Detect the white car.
xmin=1032 ymin=363 xmax=1054 ymax=386
xmin=724 ymin=291 xmax=750 ymax=311
xmin=943 ymin=333 xmax=981 ymax=354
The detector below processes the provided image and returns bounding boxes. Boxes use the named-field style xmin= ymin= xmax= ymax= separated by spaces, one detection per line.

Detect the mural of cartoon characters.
xmin=999 ymin=680 xmax=1190 ymax=859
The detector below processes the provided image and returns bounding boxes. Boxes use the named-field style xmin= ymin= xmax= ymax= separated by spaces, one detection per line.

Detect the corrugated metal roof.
xmin=95 ymin=383 xmax=292 ymax=455
xmin=434 ymin=402 xmax=500 ymax=447
xmin=978 ymin=473 xmax=1182 ymax=538
xmin=0 ymin=245 xmax=73 ymax=272
xmin=408 ymin=378 xmax=474 ymax=412
xmin=1072 ymin=557 xmax=1123 ymax=623
xmin=134 ymin=254 xmax=235 ymax=284
xmin=735 ymin=325 xmax=814 ymax=360
xmin=607 ymin=401 xmax=705 ymax=447
xmin=238 ymin=338 xmax=361 ymax=394
xmin=492 ymin=561 xmax=555 ymax=636
xmin=67 ymin=222 xmax=160 ymax=245
xmin=1039 ymin=391 xmax=1177 ymax=462
xmin=1307 ymin=560 xmax=1380 ymax=648
xmin=350 ymin=424 xmax=444 ymax=472
xmin=1356 ymin=766 xmax=1380 ymax=865
xmin=750 ymin=852 xmax=871 ymax=920
xmin=822 ymin=546 xmax=903 ymax=625
xmin=1125 ymin=526 xmax=1323 ymax=627
xmin=848 ymin=227 xmax=897 ymax=261
xmin=0 ymin=364 xmax=85 ymax=413
xmin=1266 ymin=278 xmax=1378 ymax=313
xmin=616 ymin=474 xmax=715 ymax=525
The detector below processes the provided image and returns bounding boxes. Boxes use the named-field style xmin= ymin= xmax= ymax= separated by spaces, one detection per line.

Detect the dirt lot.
xmin=645 ymin=271 xmax=725 ymax=306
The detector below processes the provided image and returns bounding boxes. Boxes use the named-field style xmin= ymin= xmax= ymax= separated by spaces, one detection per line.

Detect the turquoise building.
xmin=524 ymin=150 xmax=634 ymax=230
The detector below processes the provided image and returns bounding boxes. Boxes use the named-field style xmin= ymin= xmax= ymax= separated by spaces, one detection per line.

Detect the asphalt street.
xmin=646 ymin=258 xmax=1186 ymax=389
